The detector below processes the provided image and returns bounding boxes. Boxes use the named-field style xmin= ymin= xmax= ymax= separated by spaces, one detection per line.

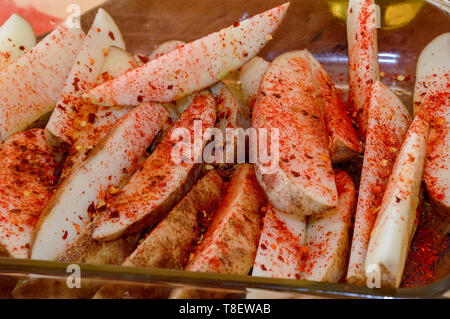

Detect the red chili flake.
xmin=62 ymin=231 xmax=68 ymax=240
xmin=72 ymin=77 xmax=80 ymax=92
xmin=291 ymin=171 xmax=300 ymax=177
xmin=260 ymin=264 xmax=267 ymax=271
xmin=167 ymin=85 xmax=173 ymax=90
xmin=108 ymin=31 xmax=115 ymax=40
xmin=137 ymin=55 xmax=150 ymax=64
xmin=137 ymin=95 xmax=143 ymax=103
xmin=87 ymin=202 xmax=96 ymax=214
xmin=109 ymin=211 xmax=120 ymax=219
xmin=233 ymin=21 xmax=240 ymax=27
xmin=19 ymin=46 xmax=25 ymax=51
xmin=273 ymin=93 xmax=281 ymax=98
xmin=88 ymin=113 xmax=96 ymax=124
xmin=57 ymin=104 xmax=67 ymax=112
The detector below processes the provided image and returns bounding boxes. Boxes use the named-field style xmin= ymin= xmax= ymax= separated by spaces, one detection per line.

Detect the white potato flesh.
xmin=413 ymin=33 xmax=450 ymax=115
xmin=31 ymin=102 xmax=168 ymax=260
xmin=421 ymin=88 xmax=450 ymax=214
xmin=45 ymin=8 xmax=126 ymax=146
xmin=0 ymin=14 xmax=36 ymax=70
xmin=99 ymin=46 xmax=138 ymax=81
xmin=365 ymin=116 xmax=429 ymax=288
xmin=347 ymin=0 xmax=379 ymax=138
xmin=347 ymin=81 xmax=412 ymax=285
xmin=303 ymin=170 xmax=355 ymax=283
xmin=60 ymin=47 xmax=137 ymax=180
xmin=239 ymin=56 xmax=269 ymax=108
xmin=0 ymin=24 xmax=85 ymax=143
xmin=84 ymin=3 xmax=289 ymax=106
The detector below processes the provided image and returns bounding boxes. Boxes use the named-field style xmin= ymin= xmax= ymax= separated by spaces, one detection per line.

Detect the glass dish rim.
xmin=1 ymin=257 xmax=449 ymax=299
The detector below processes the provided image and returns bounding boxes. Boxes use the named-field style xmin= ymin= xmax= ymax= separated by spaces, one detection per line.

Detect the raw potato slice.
xmin=0 ymin=23 xmax=85 ymax=143
xmin=0 ymin=129 xmax=56 ymax=259
xmin=149 ymin=40 xmax=186 ymax=60
xmin=171 ymin=164 xmax=266 ymax=299
xmin=413 ymin=33 xmax=450 ymax=115
xmin=45 ymin=9 xmax=126 ymax=147
xmin=239 ymin=56 xmax=269 ymax=108
xmin=210 ymin=82 xmax=251 ymax=164
xmin=211 ymin=82 xmax=251 ymax=132
xmin=31 ymin=102 xmax=168 ymax=261
xmin=347 ymin=0 xmax=380 ymax=138
xmin=365 ymin=116 xmax=429 ymax=288
xmin=93 ymin=91 xmax=217 ymax=241
xmin=347 ymin=81 xmax=412 ymax=285
xmin=251 ymin=205 xmax=306 ymax=280
xmin=84 ymin=3 xmax=289 ymax=106
xmin=421 ymin=89 xmax=450 ymax=214
xmin=308 ymin=52 xmax=362 ymax=163
xmin=13 ymin=223 xmax=139 ymax=299
xmin=303 ymin=170 xmax=356 ymax=283
xmin=61 ymin=47 xmax=138 ymax=180
xmin=0 ymin=14 xmax=36 ymax=70
xmin=94 ymin=169 xmax=225 ymax=299
xmin=253 ymin=50 xmax=338 ymax=217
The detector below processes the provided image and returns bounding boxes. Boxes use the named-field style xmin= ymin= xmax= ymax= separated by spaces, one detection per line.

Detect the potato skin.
xmin=172 ymin=164 xmax=266 ymax=299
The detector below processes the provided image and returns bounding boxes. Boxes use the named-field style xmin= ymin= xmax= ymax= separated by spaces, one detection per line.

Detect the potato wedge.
xmin=303 ymin=170 xmax=355 ymax=283
xmin=60 ymin=47 xmax=137 ymax=180
xmin=13 ymin=222 xmax=139 ymax=299
xmin=84 ymin=4 xmax=289 ymax=106
xmin=347 ymin=81 xmax=412 ymax=285
xmin=308 ymin=52 xmax=362 ymax=163
xmin=171 ymin=164 xmax=266 ymax=299
xmin=251 ymin=205 xmax=306 ymax=281
xmin=347 ymin=0 xmax=380 ymax=138
xmin=253 ymin=50 xmax=338 ymax=217
xmin=0 ymin=23 xmax=84 ymax=143
xmin=0 ymin=14 xmax=35 ymax=70
xmin=210 ymin=82 xmax=251 ymax=164
xmin=45 ymin=8 xmax=126 ymax=147
xmin=93 ymin=91 xmax=217 ymax=241
xmin=31 ymin=102 xmax=168 ymax=260
xmin=421 ymin=89 xmax=450 ymax=214
xmin=0 ymin=129 xmax=56 ymax=259
xmin=366 ymin=116 xmax=429 ymax=288
xmin=413 ymin=33 xmax=450 ymax=115
xmin=94 ymin=169 xmax=225 ymax=299
xmin=239 ymin=56 xmax=269 ymax=109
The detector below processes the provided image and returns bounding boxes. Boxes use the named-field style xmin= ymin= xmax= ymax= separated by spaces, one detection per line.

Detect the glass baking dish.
xmin=0 ymin=0 xmax=449 ymax=299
